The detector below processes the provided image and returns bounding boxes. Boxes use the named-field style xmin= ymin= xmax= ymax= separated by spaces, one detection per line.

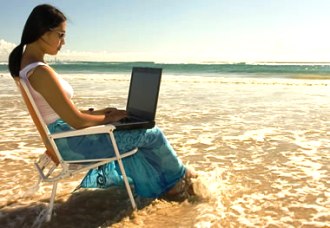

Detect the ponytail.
xmin=8 ymin=44 xmax=24 ymax=77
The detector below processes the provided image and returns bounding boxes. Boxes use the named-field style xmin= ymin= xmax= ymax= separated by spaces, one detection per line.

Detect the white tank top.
xmin=19 ymin=62 xmax=74 ymax=125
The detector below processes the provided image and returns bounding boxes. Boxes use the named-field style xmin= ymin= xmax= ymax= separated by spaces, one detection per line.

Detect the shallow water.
xmin=0 ymin=73 xmax=329 ymax=227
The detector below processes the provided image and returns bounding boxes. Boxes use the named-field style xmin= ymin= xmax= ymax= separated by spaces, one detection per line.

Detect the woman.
xmin=8 ymin=4 xmax=195 ymax=199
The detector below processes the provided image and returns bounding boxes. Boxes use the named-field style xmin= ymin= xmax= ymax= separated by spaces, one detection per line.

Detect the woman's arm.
xmin=28 ymin=65 xmax=126 ymax=129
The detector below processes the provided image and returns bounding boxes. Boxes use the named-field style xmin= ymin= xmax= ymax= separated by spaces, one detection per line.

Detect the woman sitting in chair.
xmin=8 ymin=4 xmax=196 ymax=199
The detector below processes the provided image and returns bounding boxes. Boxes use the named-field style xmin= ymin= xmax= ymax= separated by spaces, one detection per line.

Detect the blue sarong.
xmin=48 ymin=119 xmax=185 ymax=198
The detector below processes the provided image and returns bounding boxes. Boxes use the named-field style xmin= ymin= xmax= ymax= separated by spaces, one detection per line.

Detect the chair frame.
xmin=14 ymin=77 xmax=137 ymax=222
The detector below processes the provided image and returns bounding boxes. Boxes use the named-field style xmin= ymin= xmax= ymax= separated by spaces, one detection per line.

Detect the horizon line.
xmin=2 ymin=60 xmax=330 ymax=65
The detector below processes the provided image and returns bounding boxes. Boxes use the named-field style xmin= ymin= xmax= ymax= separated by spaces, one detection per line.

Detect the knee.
xmin=150 ymin=126 xmax=163 ymax=135
xmin=145 ymin=126 xmax=167 ymax=146
xmin=152 ymin=126 xmax=167 ymax=139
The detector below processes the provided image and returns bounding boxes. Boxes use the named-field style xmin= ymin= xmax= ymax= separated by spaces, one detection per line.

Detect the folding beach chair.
xmin=14 ymin=77 xmax=138 ymax=222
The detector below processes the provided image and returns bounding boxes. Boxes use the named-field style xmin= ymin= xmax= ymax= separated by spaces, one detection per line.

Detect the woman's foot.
xmin=184 ymin=168 xmax=197 ymax=195
xmin=162 ymin=168 xmax=198 ymax=201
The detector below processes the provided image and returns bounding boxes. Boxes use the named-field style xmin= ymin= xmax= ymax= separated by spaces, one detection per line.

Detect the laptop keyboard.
xmin=119 ymin=116 xmax=141 ymax=123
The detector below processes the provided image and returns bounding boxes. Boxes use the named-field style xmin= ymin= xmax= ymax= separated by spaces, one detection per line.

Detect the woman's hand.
xmin=103 ymin=107 xmax=118 ymax=115
xmin=104 ymin=109 xmax=127 ymax=123
xmin=84 ymin=107 xmax=127 ymax=123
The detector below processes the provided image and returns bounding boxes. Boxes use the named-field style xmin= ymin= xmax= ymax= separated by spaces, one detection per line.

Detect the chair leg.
xmin=117 ymin=159 xmax=137 ymax=210
xmin=109 ymin=132 xmax=137 ymax=210
xmin=46 ymin=181 xmax=58 ymax=222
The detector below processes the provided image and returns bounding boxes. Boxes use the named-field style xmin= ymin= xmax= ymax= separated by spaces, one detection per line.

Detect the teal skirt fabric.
xmin=48 ymin=119 xmax=185 ymax=198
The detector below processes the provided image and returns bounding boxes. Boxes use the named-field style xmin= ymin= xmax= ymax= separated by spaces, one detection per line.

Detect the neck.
xmin=21 ymin=42 xmax=46 ymax=67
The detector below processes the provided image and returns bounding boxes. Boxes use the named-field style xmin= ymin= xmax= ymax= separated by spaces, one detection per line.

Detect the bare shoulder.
xmin=29 ymin=65 xmax=58 ymax=87
xmin=28 ymin=65 xmax=62 ymax=94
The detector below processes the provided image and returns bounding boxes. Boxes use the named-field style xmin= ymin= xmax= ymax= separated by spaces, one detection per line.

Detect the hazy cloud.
xmin=0 ymin=39 xmax=196 ymax=63
xmin=0 ymin=39 xmax=16 ymax=62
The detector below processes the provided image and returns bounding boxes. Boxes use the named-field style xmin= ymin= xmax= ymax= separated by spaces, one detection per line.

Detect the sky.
xmin=1 ymin=0 xmax=330 ymax=63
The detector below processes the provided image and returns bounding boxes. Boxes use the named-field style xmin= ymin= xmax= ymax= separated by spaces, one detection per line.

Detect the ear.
xmin=39 ymin=32 xmax=52 ymax=47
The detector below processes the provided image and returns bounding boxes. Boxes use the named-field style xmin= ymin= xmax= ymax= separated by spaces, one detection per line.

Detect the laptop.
xmin=113 ymin=67 xmax=162 ymax=130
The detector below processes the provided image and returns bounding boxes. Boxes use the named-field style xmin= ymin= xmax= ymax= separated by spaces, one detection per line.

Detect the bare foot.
xmin=184 ymin=168 xmax=198 ymax=195
xmin=162 ymin=168 xmax=198 ymax=201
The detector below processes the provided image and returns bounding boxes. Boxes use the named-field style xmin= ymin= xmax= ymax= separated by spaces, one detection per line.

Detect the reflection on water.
xmin=0 ymin=74 xmax=329 ymax=227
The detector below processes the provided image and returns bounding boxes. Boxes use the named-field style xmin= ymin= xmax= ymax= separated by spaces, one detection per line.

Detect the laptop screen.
xmin=126 ymin=67 xmax=162 ymax=120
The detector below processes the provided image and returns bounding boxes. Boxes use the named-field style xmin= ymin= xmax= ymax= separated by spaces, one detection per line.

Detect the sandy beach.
xmin=0 ymin=72 xmax=329 ymax=227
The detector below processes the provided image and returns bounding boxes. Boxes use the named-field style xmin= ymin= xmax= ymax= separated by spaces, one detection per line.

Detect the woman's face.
xmin=40 ymin=21 xmax=66 ymax=55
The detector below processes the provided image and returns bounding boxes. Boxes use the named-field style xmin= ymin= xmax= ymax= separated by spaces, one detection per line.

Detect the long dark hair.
xmin=8 ymin=4 xmax=66 ymax=77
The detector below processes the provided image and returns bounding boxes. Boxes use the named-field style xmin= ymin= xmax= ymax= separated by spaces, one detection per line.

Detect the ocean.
xmin=1 ymin=61 xmax=330 ymax=79
xmin=0 ymin=61 xmax=329 ymax=227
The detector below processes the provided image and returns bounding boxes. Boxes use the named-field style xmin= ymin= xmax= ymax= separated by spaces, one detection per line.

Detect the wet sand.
xmin=0 ymin=73 xmax=329 ymax=227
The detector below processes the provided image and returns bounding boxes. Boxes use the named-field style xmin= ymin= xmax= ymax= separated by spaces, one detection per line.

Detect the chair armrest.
xmin=51 ymin=124 xmax=116 ymax=139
